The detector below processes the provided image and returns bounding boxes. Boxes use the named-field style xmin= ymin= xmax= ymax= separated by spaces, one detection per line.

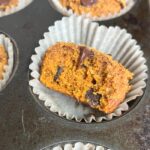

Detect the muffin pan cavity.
xmin=29 ymin=16 xmax=148 ymax=123
xmin=0 ymin=1 xmax=149 ymax=150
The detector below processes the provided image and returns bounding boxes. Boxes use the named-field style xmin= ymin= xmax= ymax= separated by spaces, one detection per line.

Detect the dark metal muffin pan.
xmin=0 ymin=0 xmax=149 ymax=150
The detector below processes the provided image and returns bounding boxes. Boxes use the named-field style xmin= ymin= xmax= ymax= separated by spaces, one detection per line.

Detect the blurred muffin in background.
xmin=59 ymin=0 xmax=126 ymax=17
xmin=0 ymin=0 xmax=33 ymax=17
xmin=0 ymin=34 xmax=14 ymax=91
xmin=0 ymin=0 xmax=19 ymax=11
xmin=0 ymin=45 xmax=8 ymax=80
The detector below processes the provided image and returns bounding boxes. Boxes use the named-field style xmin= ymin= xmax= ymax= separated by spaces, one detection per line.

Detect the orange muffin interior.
xmin=59 ymin=0 xmax=126 ymax=17
xmin=0 ymin=0 xmax=18 ymax=11
xmin=0 ymin=45 xmax=8 ymax=80
xmin=40 ymin=42 xmax=133 ymax=114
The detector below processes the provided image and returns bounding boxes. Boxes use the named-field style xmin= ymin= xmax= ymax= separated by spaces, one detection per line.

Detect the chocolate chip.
xmin=81 ymin=0 xmax=97 ymax=6
xmin=107 ymin=54 xmax=112 ymax=56
xmin=54 ymin=66 xmax=63 ymax=81
xmin=81 ymin=64 xmax=87 ymax=68
xmin=117 ymin=0 xmax=125 ymax=9
xmin=77 ymin=46 xmax=94 ymax=68
xmin=92 ymin=79 xmax=96 ymax=84
xmin=66 ymin=6 xmax=70 ymax=10
xmin=85 ymin=88 xmax=101 ymax=107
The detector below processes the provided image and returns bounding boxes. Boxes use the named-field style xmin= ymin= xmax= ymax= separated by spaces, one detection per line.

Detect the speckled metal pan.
xmin=0 ymin=0 xmax=149 ymax=150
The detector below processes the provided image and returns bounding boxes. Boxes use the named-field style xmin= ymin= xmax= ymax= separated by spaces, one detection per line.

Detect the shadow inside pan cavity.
xmin=0 ymin=0 xmax=34 ymax=18
xmin=0 ymin=32 xmax=19 ymax=92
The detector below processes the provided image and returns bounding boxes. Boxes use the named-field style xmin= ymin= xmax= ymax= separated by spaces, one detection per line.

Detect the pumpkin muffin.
xmin=59 ymin=0 xmax=126 ymax=17
xmin=0 ymin=0 xmax=18 ymax=11
xmin=40 ymin=42 xmax=133 ymax=114
xmin=0 ymin=45 xmax=8 ymax=80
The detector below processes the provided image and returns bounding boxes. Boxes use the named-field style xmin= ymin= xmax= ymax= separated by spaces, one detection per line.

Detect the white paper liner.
xmin=29 ymin=16 xmax=148 ymax=123
xmin=42 ymin=142 xmax=110 ymax=150
xmin=49 ymin=0 xmax=136 ymax=21
xmin=0 ymin=34 xmax=14 ymax=91
xmin=0 ymin=0 xmax=33 ymax=17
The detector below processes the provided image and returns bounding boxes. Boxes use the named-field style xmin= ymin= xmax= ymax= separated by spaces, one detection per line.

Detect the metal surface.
xmin=0 ymin=0 xmax=149 ymax=150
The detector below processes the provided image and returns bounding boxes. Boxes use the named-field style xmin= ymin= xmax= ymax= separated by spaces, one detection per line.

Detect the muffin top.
xmin=59 ymin=0 xmax=126 ymax=17
xmin=0 ymin=45 xmax=8 ymax=80
xmin=0 ymin=0 xmax=18 ymax=11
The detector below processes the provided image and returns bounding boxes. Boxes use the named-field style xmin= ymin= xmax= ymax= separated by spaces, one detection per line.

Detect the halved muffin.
xmin=40 ymin=42 xmax=133 ymax=114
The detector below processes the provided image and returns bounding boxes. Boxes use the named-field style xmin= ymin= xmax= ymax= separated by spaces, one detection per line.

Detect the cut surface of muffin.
xmin=59 ymin=0 xmax=126 ymax=17
xmin=40 ymin=42 xmax=133 ymax=114
xmin=0 ymin=45 xmax=8 ymax=80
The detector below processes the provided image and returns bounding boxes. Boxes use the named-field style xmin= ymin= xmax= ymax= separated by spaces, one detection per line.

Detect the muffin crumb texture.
xmin=40 ymin=42 xmax=133 ymax=114
xmin=59 ymin=0 xmax=126 ymax=17
xmin=0 ymin=45 xmax=7 ymax=80
xmin=0 ymin=0 xmax=18 ymax=11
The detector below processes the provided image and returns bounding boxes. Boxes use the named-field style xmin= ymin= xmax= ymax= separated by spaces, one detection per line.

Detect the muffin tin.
xmin=0 ymin=0 xmax=149 ymax=150
xmin=29 ymin=16 xmax=147 ymax=123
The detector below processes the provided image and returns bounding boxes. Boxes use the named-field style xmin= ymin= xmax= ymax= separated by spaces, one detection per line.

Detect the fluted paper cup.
xmin=0 ymin=0 xmax=33 ymax=17
xmin=41 ymin=142 xmax=110 ymax=150
xmin=29 ymin=16 xmax=148 ymax=123
xmin=0 ymin=34 xmax=14 ymax=91
xmin=48 ymin=0 xmax=136 ymax=21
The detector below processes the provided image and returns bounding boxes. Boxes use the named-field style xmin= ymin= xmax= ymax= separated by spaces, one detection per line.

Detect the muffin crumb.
xmin=40 ymin=42 xmax=133 ymax=114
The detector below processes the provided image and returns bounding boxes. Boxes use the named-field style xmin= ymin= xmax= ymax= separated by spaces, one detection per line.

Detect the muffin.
xmin=40 ymin=42 xmax=133 ymax=114
xmin=0 ymin=34 xmax=14 ymax=91
xmin=0 ymin=0 xmax=19 ymax=11
xmin=0 ymin=45 xmax=8 ymax=80
xmin=29 ymin=16 xmax=147 ymax=122
xmin=0 ymin=0 xmax=33 ymax=17
xmin=59 ymin=0 xmax=126 ymax=17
